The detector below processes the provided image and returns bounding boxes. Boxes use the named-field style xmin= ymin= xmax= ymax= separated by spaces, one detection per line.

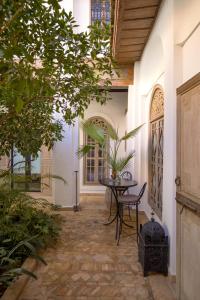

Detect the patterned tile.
xmin=19 ymin=197 xmax=152 ymax=300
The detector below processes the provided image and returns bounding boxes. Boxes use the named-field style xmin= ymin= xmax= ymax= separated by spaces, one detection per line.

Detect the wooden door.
xmin=176 ymin=73 xmax=200 ymax=300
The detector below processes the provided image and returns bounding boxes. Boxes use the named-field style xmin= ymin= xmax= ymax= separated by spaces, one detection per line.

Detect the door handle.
xmin=175 ymin=176 xmax=181 ymax=186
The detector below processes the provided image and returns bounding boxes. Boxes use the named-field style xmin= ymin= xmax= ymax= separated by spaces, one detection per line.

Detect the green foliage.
xmin=108 ymin=151 xmax=135 ymax=174
xmin=0 ymin=238 xmax=46 ymax=296
xmin=82 ymin=121 xmax=105 ymax=145
xmin=0 ymin=183 xmax=62 ymax=296
xmin=78 ymin=121 xmax=143 ymax=174
xmin=0 ymin=0 xmax=114 ymax=157
xmin=0 ymin=188 xmax=62 ymax=247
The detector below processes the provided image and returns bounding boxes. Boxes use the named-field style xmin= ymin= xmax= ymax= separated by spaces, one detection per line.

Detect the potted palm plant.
xmin=78 ymin=120 xmax=143 ymax=179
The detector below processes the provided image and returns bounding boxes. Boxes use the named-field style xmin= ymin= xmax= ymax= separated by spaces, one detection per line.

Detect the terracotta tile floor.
xmin=19 ymin=196 xmax=153 ymax=300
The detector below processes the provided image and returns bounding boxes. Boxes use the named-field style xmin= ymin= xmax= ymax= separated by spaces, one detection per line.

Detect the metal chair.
xmin=120 ymin=171 xmax=133 ymax=219
xmin=120 ymin=171 xmax=132 ymax=181
xmin=117 ymin=182 xmax=147 ymax=245
xmin=108 ymin=171 xmax=133 ymax=220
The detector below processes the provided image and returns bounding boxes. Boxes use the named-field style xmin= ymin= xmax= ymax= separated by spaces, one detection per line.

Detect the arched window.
xmin=149 ymin=86 xmax=164 ymax=219
xmin=84 ymin=117 xmax=109 ymax=185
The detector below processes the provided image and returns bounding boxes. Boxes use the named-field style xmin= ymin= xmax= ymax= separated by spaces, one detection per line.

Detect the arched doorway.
xmin=149 ymin=86 xmax=164 ymax=219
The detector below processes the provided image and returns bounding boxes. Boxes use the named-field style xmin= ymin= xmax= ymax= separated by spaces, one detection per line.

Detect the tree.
xmin=0 ymin=0 xmax=113 ymax=157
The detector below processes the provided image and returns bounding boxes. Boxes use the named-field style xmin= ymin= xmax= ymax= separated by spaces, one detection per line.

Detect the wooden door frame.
xmin=176 ymin=72 xmax=200 ymax=214
xmin=176 ymin=72 xmax=200 ymax=299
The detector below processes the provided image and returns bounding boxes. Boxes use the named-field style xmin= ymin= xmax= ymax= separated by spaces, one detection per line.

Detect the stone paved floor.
xmin=19 ymin=196 xmax=153 ymax=300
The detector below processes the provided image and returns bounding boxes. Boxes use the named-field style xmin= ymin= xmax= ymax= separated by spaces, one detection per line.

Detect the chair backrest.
xmin=138 ymin=182 xmax=147 ymax=201
xmin=121 ymin=171 xmax=132 ymax=181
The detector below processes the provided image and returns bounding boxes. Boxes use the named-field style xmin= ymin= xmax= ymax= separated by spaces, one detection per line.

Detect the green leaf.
xmin=77 ymin=145 xmax=94 ymax=158
xmin=120 ymin=124 xmax=144 ymax=141
xmin=82 ymin=121 xmax=105 ymax=145
xmin=106 ymin=124 xmax=118 ymax=140
xmin=31 ymin=254 xmax=47 ymax=266
xmin=20 ymin=268 xmax=38 ymax=279
xmin=15 ymin=98 xmax=24 ymax=113
xmin=0 ymin=49 xmax=4 ymax=58
xmin=108 ymin=150 xmax=135 ymax=173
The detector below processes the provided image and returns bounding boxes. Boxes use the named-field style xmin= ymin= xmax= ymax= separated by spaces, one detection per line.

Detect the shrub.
xmin=0 ymin=187 xmax=62 ymax=296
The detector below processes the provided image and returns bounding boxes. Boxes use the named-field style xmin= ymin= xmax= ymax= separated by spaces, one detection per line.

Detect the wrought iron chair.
xmin=120 ymin=171 xmax=132 ymax=181
xmin=120 ymin=171 xmax=133 ymax=219
xmin=108 ymin=171 xmax=133 ymax=220
xmin=117 ymin=182 xmax=147 ymax=245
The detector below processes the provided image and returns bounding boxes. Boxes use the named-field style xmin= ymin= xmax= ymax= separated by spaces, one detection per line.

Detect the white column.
xmin=52 ymin=117 xmax=80 ymax=208
xmin=73 ymin=0 xmax=90 ymax=32
xmin=60 ymin=0 xmax=73 ymax=14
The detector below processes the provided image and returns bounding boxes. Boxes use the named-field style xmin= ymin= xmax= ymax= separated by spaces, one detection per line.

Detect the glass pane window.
xmin=91 ymin=0 xmax=110 ymax=25
xmin=11 ymin=149 xmax=41 ymax=192
xmin=84 ymin=117 xmax=109 ymax=185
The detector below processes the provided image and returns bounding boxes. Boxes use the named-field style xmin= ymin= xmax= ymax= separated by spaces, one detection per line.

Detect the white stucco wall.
xmin=174 ymin=0 xmax=200 ymax=45
xmin=174 ymin=0 xmax=200 ymax=83
xmin=80 ymin=92 xmax=128 ymax=193
xmin=51 ymin=0 xmax=92 ymax=208
xmin=127 ymin=0 xmax=200 ymax=276
xmin=61 ymin=0 xmax=73 ymax=14
xmin=52 ymin=118 xmax=79 ymax=208
xmin=181 ymin=25 xmax=200 ymax=82
xmin=73 ymin=0 xmax=90 ymax=32
xmin=127 ymin=0 xmax=175 ymax=275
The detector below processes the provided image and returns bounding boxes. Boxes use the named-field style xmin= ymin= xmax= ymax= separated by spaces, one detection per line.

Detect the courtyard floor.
xmin=18 ymin=196 xmax=174 ymax=300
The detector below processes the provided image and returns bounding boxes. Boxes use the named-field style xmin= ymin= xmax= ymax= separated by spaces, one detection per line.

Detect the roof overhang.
xmin=112 ymin=0 xmax=162 ymax=64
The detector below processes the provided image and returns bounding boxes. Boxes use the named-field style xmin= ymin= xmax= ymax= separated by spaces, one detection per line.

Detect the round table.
xmin=100 ymin=178 xmax=138 ymax=239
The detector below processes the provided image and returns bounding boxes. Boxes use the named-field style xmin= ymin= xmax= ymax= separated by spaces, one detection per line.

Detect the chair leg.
xmin=128 ymin=205 xmax=131 ymax=220
xmin=117 ymin=204 xmax=123 ymax=245
xmin=136 ymin=204 xmax=139 ymax=243
xmin=115 ymin=202 xmax=120 ymax=241
xmin=120 ymin=204 xmax=123 ymax=234
xmin=108 ymin=192 xmax=113 ymax=220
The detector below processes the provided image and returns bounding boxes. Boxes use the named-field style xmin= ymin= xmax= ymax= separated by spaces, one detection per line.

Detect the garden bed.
xmin=0 ymin=187 xmax=62 ymax=298
xmin=1 ymin=257 xmax=38 ymax=300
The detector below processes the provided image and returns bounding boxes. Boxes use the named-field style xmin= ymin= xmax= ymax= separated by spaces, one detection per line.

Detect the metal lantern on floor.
xmin=138 ymin=214 xmax=168 ymax=277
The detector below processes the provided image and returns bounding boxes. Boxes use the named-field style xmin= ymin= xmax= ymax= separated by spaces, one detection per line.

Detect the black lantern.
xmin=138 ymin=214 xmax=168 ymax=277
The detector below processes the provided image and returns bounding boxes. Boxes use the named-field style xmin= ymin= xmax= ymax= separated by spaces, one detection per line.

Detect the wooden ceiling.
xmin=112 ymin=0 xmax=162 ymax=64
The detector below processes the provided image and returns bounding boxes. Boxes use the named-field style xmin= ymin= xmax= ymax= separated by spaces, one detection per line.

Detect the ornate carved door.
xmin=149 ymin=87 xmax=164 ymax=219
xmin=176 ymin=73 xmax=200 ymax=300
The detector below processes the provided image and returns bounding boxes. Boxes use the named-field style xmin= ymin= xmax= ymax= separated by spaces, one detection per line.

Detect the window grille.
xmin=149 ymin=87 xmax=164 ymax=219
xmin=91 ymin=0 xmax=111 ymax=24
xmin=84 ymin=117 xmax=109 ymax=185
